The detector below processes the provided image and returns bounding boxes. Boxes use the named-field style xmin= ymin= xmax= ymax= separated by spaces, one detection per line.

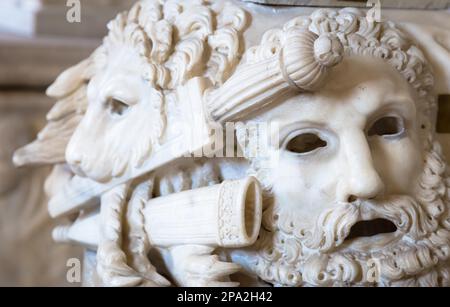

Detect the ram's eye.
xmin=368 ymin=116 xmax=404 ymax=137
xmin=107 ymin=98 xmax=129 ymax=116
xmin=285 ymin=133 xmax=327 ymax=154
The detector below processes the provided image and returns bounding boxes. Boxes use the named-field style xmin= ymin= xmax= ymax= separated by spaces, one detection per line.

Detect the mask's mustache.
xmin=304 ymin=203 xmax=359 ymax=252
xmin=363 ymin=196 xmax=438 ymax=240
xmin=304 ymin=195 xmax=438 ymax=252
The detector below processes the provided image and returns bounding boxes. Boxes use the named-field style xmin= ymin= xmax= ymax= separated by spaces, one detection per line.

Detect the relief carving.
xmin=13 ymin=0 xmax=450 ymax=287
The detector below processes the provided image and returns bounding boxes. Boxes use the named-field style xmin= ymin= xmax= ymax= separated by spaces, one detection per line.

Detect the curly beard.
xmin=239 ymin=138 xmax=450 ymax=287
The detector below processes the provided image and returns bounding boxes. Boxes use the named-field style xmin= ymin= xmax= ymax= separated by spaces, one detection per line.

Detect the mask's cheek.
xmin=270 ymin=151 xmax=338 ymax=224
xmin=371 ymin=136 xmax=423 ymax=195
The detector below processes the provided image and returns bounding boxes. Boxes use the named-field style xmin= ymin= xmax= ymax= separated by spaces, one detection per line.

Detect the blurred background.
xmin=0 ymin=0 xmax=134 ymax=286
xmin=0 ymin=0 xmax=449 ymax=287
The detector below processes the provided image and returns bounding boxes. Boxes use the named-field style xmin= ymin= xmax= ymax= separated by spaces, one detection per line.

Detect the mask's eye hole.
xmin=368 ymin=116 xmax=404 ymax=137
xmin=285 ymin=133 xmax=327 ymax=154
xmin=107 ymin=98 xmax=129 ymax=116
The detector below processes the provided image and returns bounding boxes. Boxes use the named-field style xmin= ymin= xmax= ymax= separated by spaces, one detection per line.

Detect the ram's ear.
xmin=400 ymin=22 xmax=450 ymax=95
xmin=46 ymin=46 xmax=101 ymax=98
xmin=13 ymin=86 xmax=87 ymax=167
xmin=13 ymin=47 xmax=101 ymax=167
xmin=46 ymin=58 xmax=92 ymax=99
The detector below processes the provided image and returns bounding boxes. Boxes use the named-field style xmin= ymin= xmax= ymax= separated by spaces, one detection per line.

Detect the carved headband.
xmin=204 ymin=28 xmax=344 ymax=123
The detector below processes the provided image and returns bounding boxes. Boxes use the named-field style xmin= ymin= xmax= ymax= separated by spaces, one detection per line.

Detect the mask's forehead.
xmin=250 ymin=56 xmax=417 ymax=128
xmin=320 ymin=56 xmax=417 ymax=119
xmin=322 ymin=56 xmax=411 ymax=95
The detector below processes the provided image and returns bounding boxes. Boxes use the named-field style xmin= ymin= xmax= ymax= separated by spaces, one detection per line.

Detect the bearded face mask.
xmin=231 ymin=55 xmax=450 ymax=287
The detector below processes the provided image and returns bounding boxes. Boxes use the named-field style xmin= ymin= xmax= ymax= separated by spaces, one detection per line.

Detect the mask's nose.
xmin=337 ymin=129 xmax=385 ymax=203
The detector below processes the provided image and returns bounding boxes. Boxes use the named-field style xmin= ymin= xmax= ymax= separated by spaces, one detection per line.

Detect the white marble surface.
xmin=5 ymin=0 xmax=450 ymax=287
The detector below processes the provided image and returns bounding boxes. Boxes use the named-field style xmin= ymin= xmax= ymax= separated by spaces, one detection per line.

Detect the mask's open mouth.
xmin=345 ymin=218 xmax=397 ymax=241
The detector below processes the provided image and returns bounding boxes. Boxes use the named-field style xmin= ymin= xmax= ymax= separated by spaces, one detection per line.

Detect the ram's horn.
xmin=205 ymin=28 xmax=344 ymax=123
